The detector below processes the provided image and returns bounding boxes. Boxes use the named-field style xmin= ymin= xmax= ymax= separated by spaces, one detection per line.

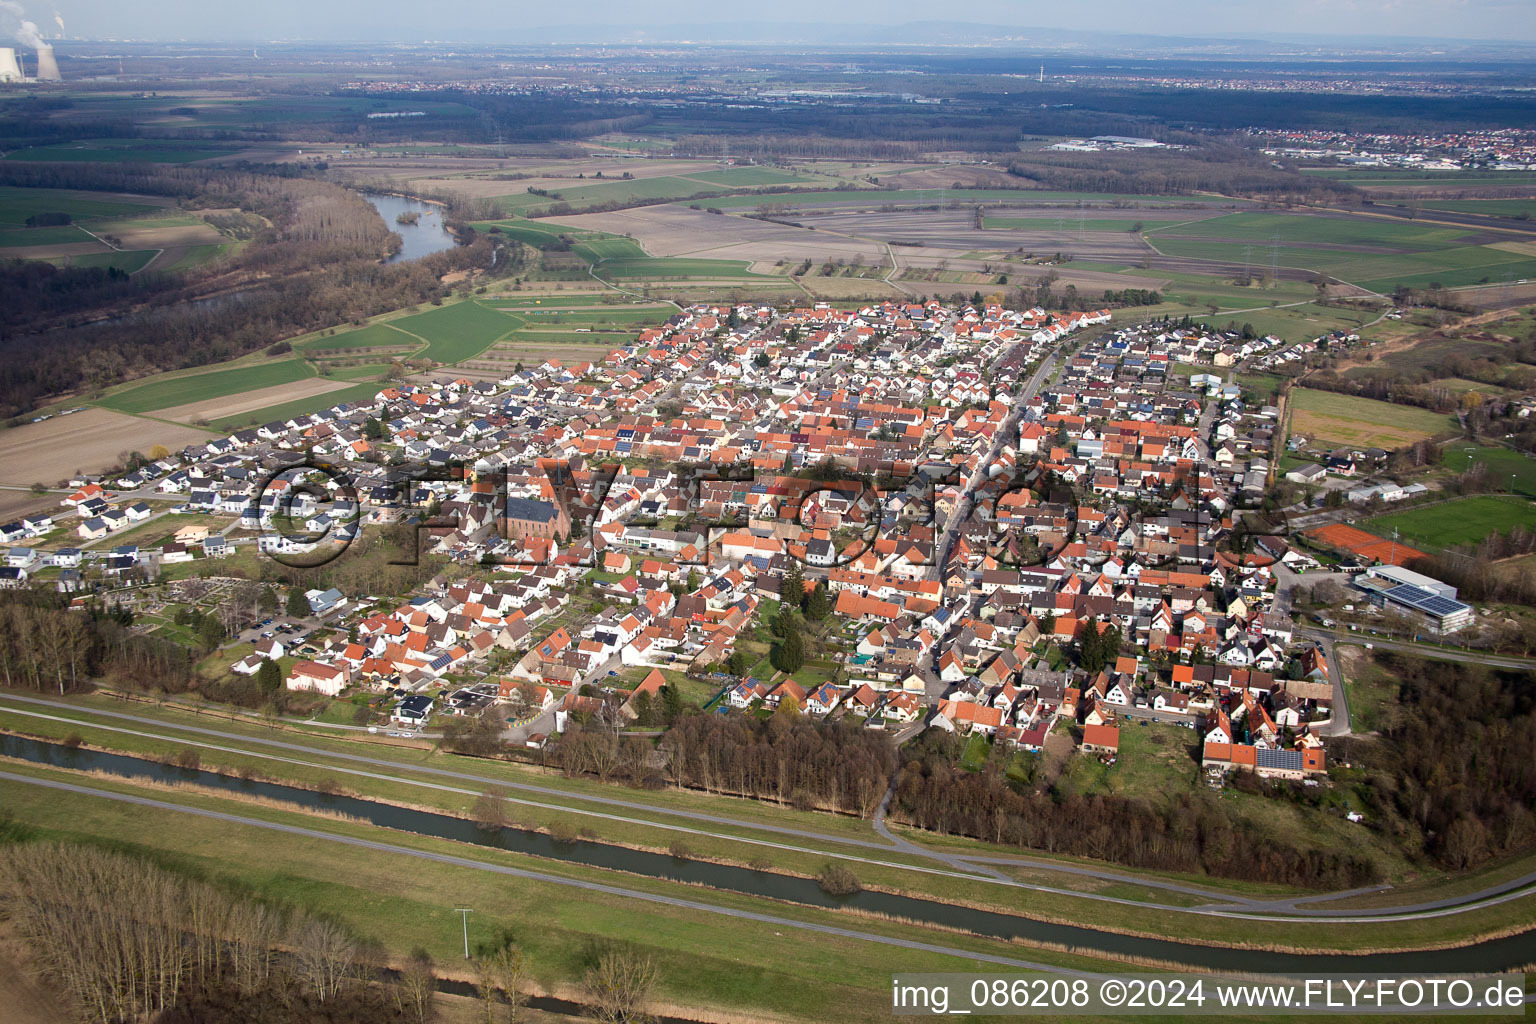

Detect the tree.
xmin=781 ymin=561 xmax=805 ymax=610
xmin=660 ymin=683 xmax=684 ymax=725
xmin=776 ymin=695 xmax=801 ymax=718
xmin=686 ymin=568 xmax=700 ymax=591
xmin=804 ymin=582 xmax=831 ymax=622
xmin=473 ymin=788 xmax=510 ymax=832
xmin=364 ymin=417 xmax=387 ymax=440
xmin=397 ymin=947 xmax=437 ymax=1024
xmin=256 ymin=658 xmax=282 ymax=693
xmin=583 ymin=947 xmax=657 ymax=1024
xmin=286 ymin=587 xmax=309 ymax=618
xmin=1098 ymin=622 xmax=1123 ymax=668
xmin=197 ymin=615 xmax=225 ymax=651
xmin=1075 ymin=616 xmax=1102 ymax=673
xmin=772 ymin=623 xmax=805 ymax=674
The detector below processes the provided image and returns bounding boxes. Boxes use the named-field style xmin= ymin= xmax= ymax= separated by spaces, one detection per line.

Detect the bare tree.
xmin=583 ymin=947 xmax=657 ymax=1024
xmin=397 ymin=947 xmax=438 ymax=1023
xmin=292 ymin=917 xmax=357 ymax=1002
xmin=473 ymin=788 xmax=511 ymax=832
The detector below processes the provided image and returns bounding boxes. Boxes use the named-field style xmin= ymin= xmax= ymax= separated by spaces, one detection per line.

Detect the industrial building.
xmin=1354 ymin=564 xmax=1473 ymax=634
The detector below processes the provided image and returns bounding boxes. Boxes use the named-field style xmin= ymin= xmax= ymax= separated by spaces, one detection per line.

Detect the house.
xmin=1080 ymin=723 xmax=1119 ymax=755
xmin=392 ymin=694 xmax=435 ymax=725
xmin=285 ymin=660 xmax=347 ymax=696
xmin=306 ymin=587 xmax=346 ymax=616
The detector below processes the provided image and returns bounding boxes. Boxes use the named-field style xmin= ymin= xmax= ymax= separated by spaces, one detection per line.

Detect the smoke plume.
xmin=0 ymin=2 xmax=43 ymax=48
xmin=53 ymin=11 xmax=63 ymax=36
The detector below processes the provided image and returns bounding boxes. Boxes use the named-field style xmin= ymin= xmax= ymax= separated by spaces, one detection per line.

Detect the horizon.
xmin=22 ymin=1 xmax=1536 ymax=46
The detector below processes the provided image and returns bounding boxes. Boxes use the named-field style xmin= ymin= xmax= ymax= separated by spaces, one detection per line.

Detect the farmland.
xmin=385 ymin=300 xmax=525 ymax=363
xmin=1289 ymin=388 xmax=1457 ymax=449
xmin=1363 ymin=496 xmax=1536 ymax=550
xmin=98 ymin=359 xmax=316 ymax=416
xmin=3 ymin=138 xmax=233 ymax=163
xmin=0 ymin=408 xmax=212 ymax=487
xmin=0 ymin=185 xmax=226 ymax=272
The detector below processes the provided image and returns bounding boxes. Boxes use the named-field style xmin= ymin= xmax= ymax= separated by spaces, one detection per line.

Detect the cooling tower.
xmin=34 ymin=44 xmax=59 ymax=81
xmin=0 ymin=48 xmax=22 ymax=83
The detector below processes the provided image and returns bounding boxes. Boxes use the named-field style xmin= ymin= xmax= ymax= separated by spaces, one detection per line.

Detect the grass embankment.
xmin=3 ymin=692 xmax=1533 ymax=956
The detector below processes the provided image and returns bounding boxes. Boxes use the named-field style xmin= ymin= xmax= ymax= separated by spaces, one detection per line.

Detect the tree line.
xmin=0 ymin=593 xmax=192 ymax=696
xmin=891 ymin=732 xmax=1381 ymax=889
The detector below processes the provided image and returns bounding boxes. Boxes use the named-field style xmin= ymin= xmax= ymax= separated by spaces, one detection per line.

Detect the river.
xmin=4 ymin=734 xmax=1532 ymax=973
xmin=360 ymin=191 xmax=457 ymax=263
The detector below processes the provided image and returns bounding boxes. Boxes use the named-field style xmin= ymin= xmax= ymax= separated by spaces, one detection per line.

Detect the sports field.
xmin=1363 ymin=496 xmax=1536 ymax=550
xmin=1305 ymin=523 xmax=1425 ymax=566
xmin=1442 ymin=445 xmax=1536 ymax=498
xmin=1289 ymin=389 xmax=1455 ymax=449
xmin=98 ymin=359 xmax=315 ymax=415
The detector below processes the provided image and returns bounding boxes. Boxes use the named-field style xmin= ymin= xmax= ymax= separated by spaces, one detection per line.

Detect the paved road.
xmin=1296 ymin=627 xmax=1536 ymax=670
xmin=0 ymin=769 xmax=1104 ymax=978
xmin=8 ymin=693 xmax=1536 ymax=923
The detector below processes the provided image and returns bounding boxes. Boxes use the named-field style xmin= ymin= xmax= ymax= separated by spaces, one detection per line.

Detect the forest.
xmin=0 ymin=592 xmax=193 ymax=696
xmin=0 ymin=162 xmax=520 ymax=420
xmin=1340 ymin=654 xmax=1536 ymax=870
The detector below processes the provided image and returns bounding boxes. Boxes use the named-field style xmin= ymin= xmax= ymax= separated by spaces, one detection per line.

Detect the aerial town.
xmin=12 ymin=294 xmax=1477 ymax=787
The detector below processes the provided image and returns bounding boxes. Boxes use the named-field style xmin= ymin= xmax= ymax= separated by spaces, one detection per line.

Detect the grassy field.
xmin=48 ymin=249 xmax=159 ymax=273
xmin=682 ymin=166 xmax=818 ymax=187
xmin=596 ymin=257 xmax=761 ymax=279
xmin=98 ymin=358 xmax=315 ymax=415
xmin=1362 ymin=495 xmax=1536 ymax=550
xmin=1145 ymin=211 xmax=1476 ymax=248
xmin=299 ymin=322 xmax=420 ymax=353
xmin=4 ymin=139 xmax=232 ymax=163
xmin=1442 ymin=444 xmax=1536 ymax=498
xmin=705 ymin=188 xmax=1244 ymax=209
xmin=385 ymin=301 xmax=525 ymax=363
xmin=210 ymin=381 xmax=384 ymax=432
xmin=1289 ymin=388 xmax=1456 ymax=449
xmin=1416 ymin=199 xmax=1536 ymax=219
xmin=0 ymin=186 xmax=163 ymax=225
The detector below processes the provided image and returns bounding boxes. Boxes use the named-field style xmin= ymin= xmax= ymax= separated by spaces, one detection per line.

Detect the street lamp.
xmin=455 ymin=906 xmax=472 ymax=959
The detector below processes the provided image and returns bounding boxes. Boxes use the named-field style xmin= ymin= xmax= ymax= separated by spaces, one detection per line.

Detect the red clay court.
xmin=1306 ymin=523 xmax=1425 ymax=566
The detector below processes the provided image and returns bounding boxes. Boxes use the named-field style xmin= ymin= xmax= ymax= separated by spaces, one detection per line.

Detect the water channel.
xmin=4 ymin=733 xmax=1531 ymax=974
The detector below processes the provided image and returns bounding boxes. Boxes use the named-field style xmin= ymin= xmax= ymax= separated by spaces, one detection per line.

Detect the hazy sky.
xmin=30 ymin=0 xmax=1536 ymax=44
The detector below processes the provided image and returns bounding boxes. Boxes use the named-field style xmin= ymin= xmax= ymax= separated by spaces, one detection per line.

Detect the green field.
xmin=1442 ymin=445 xmax=1536 ymax=498
xmin=0 ymin=185 xmax=163 ymax=225
xmin=1415 ymin=199 xmax=1536 ymax=219
xmin=4 ymin=139 xmax=231 ymax=163
xmin=1363 ymin=495 xmax=1536 ymax=550
xmin=596 ymin=257 xmax=760 ymax=279
xmin=1290 ymin=388 xmax=1456 ymax=449
xmin=99 ymin=359 xmax=314 ymax=415
xmin=1145 ymin=211 xmax=1475 ymax=248
xmin=211 ymin=381 xmax=385 ymax=432
xmin=386 ymin=300 xmax=524 ymax=363
xmin=0 ymin=225 xmax=91 ymax=247
xmin=47 ymin=249 xmax=159 ymax=273
xmin=683 ymin=166 xmax=818 ymax=187
xmin=299 ymin=322 xmax=420 ymax=353
xmin=575 ymin=236 xmax=649 ymax=261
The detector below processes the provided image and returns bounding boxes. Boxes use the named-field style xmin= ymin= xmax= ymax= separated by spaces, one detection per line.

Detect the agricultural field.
xmin=153 ymin=378 xmax=356 ymax=426
xmin=98 ymin=359 xmax=316 ymax=416
xmin=0 ymin=185 xmax=223 ymax=272
xmin=0 ymin=186 xmax=168 ymax=225
xmin=3 ymin=138 xmax=233 ymax=163
xmin=1362 ymin=495 xmax=1536 ymax=550
xmin=210 ymin=381 xmax=388 ymax=432
xmin=595 ymin=256 xmax=761 ymax=279
xmin=298 ymin=322 xmax=420 ymax=354
xmin=682 ymin=166 xmax=820 ymax=187
xmin=1289 ymin=388 xmax=1457 ymax=449
xmin=1143 ymin=210 xmax=1536 ymax=292
xmin=384 ymin=300 xmax=525 ymax=363
xmin=0 ymin=408 xmax=212 ymax=488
